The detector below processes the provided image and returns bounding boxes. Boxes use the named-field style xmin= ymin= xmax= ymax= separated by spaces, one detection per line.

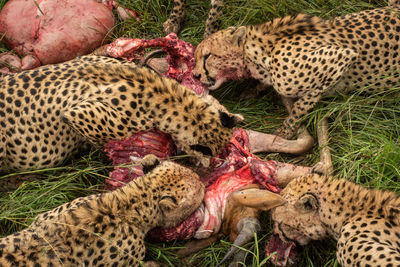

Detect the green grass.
xmin=1 ymin=0 xmax=400 ymax=266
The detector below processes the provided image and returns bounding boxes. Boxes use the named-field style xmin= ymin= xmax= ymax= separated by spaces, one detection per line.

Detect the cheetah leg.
xmin=274 ymin=90 xmax=324 ymax=139
xmin=163 ymin=0 xmax=186 ymax=34
xmin=203 ymin=0 xmax=224 ymax=38
xmin=280 ymin=96 xmax=313 ymax=144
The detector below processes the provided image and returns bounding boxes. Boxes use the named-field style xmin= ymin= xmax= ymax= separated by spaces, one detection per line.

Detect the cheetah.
xmin=0 ymin=55 xmax=243 ymax=171
xmin=0 ymin=155 xmax=205 ymax=266
xmin=271 ymin=173 xmax=400 ymax=266
xmin=163 ymin=0 xmax=223 ymax=37
xmin=194 ymin=2 xmax=400 ymax=138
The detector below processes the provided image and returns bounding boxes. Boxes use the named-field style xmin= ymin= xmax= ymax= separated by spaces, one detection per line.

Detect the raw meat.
xmin=99 ymin=32 xmax=206 ymax=95
xmin=0 ymin=0 xmax=115 ymax=66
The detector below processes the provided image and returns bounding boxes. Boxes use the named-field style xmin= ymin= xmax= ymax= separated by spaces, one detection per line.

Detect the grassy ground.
xmin=1 ymin=0 xmax=399 ymax=266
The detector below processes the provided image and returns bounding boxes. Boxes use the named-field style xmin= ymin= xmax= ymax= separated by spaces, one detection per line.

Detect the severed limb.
xmin=315 ymin=117 xmax=334 ymax=175
xmin=246 ymin=96 xmax=314 ymax=155
xmin=246 ymin=128 xmax=313 ymax=155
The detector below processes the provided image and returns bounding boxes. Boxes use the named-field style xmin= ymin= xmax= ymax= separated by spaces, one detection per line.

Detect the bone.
xmin=317 ymin=117 xmax=334 ymax=175
xmin=116 ymin=6 xmax=140 ymax=21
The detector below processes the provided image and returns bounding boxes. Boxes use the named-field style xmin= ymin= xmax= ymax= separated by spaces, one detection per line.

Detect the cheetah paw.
xmin=311 ymin=162 xmax=329 ymax=176
xmin=274 ymin=126 xmax=296 ymax=140
xmin=140 ymin=154 xmax=161 ymax=174
xmin=143 ymin=261 xmax=160 ymax=267
xmin=163 ymin=20 xmax=180 ymax=34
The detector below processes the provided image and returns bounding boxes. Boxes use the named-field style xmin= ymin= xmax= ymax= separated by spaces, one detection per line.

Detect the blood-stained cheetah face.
xmin=168 ymin=93 xmax=244 ymax=166
xmin=194 ymin=27 xmax=249 ymax=90
xmin=148 ymin=159 xmax=205 ymax=227
xmin=271 ymin=176 xmax=328 ymax=245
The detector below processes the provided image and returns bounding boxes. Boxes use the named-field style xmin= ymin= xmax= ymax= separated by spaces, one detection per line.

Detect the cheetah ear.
xmin=295 ymin=193 xmax=319 ymax=213
xmin=219 ymin=111 xmax=244 ymax=128
xmin=140 ymin=154 xmax=161 ymax=174
xmin=190 ymin=145 xmax=213 ymax=156
xmin=231 ymin=26 xmax=246 ymax=46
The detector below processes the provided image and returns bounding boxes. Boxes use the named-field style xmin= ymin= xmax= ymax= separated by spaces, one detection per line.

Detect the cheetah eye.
xmin=203 ymin=53 xmax=211 ymax=72
xmin=190 ymin=144 xmax=213 ymax=157
xmin=204 ymin=53 xmax=211 ymax=62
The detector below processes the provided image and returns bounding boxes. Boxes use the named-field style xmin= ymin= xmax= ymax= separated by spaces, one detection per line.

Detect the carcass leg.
xmin=247 ymin=96 xmax=314 ymax=155
xmin=315 ymin=117 xmax=334 ymax=175
xmin=246 ymin=129 xmax=313 ymax=155
xmin=273 ymin=162 xmax=312 ymax=187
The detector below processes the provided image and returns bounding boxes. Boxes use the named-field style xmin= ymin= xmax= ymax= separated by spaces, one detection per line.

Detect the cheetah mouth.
xmin=277 ymin=223 xmax=311 ymax=246
xmin=202 ymin=79 xmax=215 ymax=88
xmin=266 ymin=234 xmax=298 ymax=267
xmin=207 ymin=79 xmax=224 ymax=90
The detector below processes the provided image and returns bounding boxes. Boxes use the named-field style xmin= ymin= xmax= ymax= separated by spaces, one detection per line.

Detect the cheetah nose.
xmin=193 ymin=74 xmax=201 ymax=80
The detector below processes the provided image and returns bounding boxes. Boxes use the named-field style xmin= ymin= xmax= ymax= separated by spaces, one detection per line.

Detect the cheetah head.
xmin=175 ymin=94 xmax=244 ymax=166
xmin=148 ymin=159 xmax=205 ymax=228
xmin=194 ymin=26 xmax=249 ymax=90
xmin=271 ymin=175 xmax=328 ymax=245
